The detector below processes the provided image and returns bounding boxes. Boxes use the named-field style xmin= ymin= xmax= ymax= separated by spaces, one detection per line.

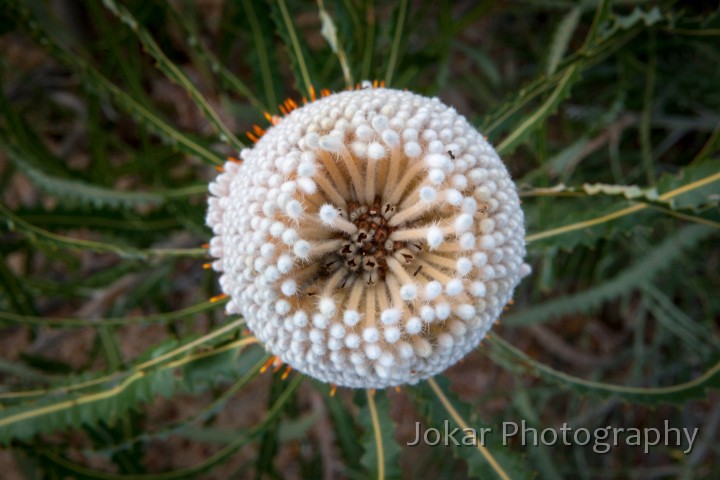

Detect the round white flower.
xmin=207 ymin=86 xmax=528 ymax=388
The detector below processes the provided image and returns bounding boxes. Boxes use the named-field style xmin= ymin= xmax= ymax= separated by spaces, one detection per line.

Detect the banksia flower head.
xmin=207 ymin=84 xmax=529 ymax=388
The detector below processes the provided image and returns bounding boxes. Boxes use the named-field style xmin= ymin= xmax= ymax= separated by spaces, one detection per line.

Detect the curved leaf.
xmin=487 ymin=336 xmax=720 ymax=406
xmin=411 ymin=378 xmax=534 ymax=480
xmin=359 ymin=389 xmax=402 ymax=480
xmin=509 ymin=224 xmax=715 ymax=326
xmin=0 ymin=335 xmax=256 ymax=445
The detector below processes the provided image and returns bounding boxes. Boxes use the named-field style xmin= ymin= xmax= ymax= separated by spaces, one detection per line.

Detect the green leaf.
xmin=2 ymin=141 xmax=163 ymax=209
xmin=657 ymin=160 xmax=720 ymax=210
xmin=358 ymin=390 xmax=402 ymax=480
xmin=600 ymin=6 xmax=663 ymax=39
xmin=37 ymin=373 xmax=302 ymax=480
xmin=166 ymin=3 xmax=266 ymax=112
xmin=546 ymin=7 xmax=582 ymax=77
xmin=239 ymin=0 xmax=281 ymax=110
xmin=525 ymin=162 xmax=720 ymax=249
xmin=99 ymin=0 xmax=245 ymax=151
xmin=0 ymin=204 xmax=205 ymax=260
xmin=269 ymin=0 xmax=315 ymax=97
xmin=508 ymin=224 xmax=716 ymax=326
xmin=520 ymin=182 xmax=663 ymax=203
xmin=384 ymin=0 xmax=408 ymax=86
xmin=486 ymin=336 xmax=720 ymax=406
xmin=0 ymin=298 xmax=227 ymax=328
xmin=0 ymin=335 xmax=256 ymax=445
xmin=412 ymin=378 xmax=534 ymax=480
xmin=482 ymin=0 xmax=652 ymax=141
xmin=324 ymin=388 xmax=363 ymax=474
xmin=496 ymin=64 xmax=580 ymax=156
xmin=7 ymin=0 xmax=225 ymax=166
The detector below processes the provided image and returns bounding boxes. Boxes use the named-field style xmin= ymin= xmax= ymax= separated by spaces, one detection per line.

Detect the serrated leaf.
xmin=657 ymin=160 xmax=720 ymax=210
xmin=600 ymin=6 xmax=663 ymax=39
xmin=482 ymin=0 xmax=648 ymax=141
xmin=525 ymin=161 xmax=720 ymax=249
xmin=412 ymin=378 xmax=534 ymax=480
xmin=486 ymin=336 xmax=720 ymax=406
xmin=0 ymin=336 xmax=257 ymax=445
xmin=0 ymin=204 xmax=205 ymax=260
xmin=358 ymin=390 xmax=402 ymax=480
xmin=546 ymin=7 xmax=582 ymax=77
xmin=324 ymin=390 xmax=363 ymax=474
xmin=0 ymin=369 xmax=176 ymax=445
xmin=3 ymin=142 xmax=163 ymax=209
xmin=509 ymin=224 xmax=715 ymax=326
xmin=521 ymin=182 xmax=662 ymax=202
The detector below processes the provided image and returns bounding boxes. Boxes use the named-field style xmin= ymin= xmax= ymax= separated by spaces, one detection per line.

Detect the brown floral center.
xmin=320 ymin=199 xmax=420 ymax=286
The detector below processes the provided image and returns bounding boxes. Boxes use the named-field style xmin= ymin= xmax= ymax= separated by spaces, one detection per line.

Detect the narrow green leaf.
xmin=166 ymin=4 xmax=267 ymax=112
xmin=0 ymin=204 xmax=205 ymax=260
xmin=525 ymin=163 xmax=720 ymax=248
xmin=3 ymin=142 xmax=163 ymax=209
xmin=37 ymin=374 xmax=302 ymax=480
xmin=487 ymin=336 xmax=720 ymax=406
xmin=271 ymin=0 xmax=315 ymax=97
xmin=358 ymin=390 xmax=401 ymax=480
xmin=384 ymin=0 xmax=408 ymax=86
xmin=411 ymin=378 xmax=534 ymax=480
xmin=324 ymin=390 xmax=363 ymax=474
xmin=240 ymin=0 xmax=279 ymax=109
xmin=509 ymin=224 xmax=716 ymax=326
xmin=0 ymin=298 xmax=227 ymax=328
xmin=657 ymin=160 xmax=720 ymax=210
xmin=7 ymin=0 xmax=225 ymax=165
xmin=496 ymin=64 xmax=580 ymax=156
xmin=100 ymin=0 xmax=244 ymax=151
xmin=546 ymin=7 xmax=581 ymax=77
xmin=0 ymin=336 xmax=256 ymax=445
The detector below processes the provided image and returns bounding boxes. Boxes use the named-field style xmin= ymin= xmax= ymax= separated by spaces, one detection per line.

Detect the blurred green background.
xmin=1 ymin=0 xmax=719 ymax=478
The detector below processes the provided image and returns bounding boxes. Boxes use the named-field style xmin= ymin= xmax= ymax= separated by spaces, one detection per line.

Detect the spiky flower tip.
xmin=207 ymin=85 xmax=529 ymax=389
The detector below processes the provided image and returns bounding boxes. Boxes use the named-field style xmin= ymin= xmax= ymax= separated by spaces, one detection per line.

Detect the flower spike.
xmin=206 ymin=84 xmax=529 ymax=388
